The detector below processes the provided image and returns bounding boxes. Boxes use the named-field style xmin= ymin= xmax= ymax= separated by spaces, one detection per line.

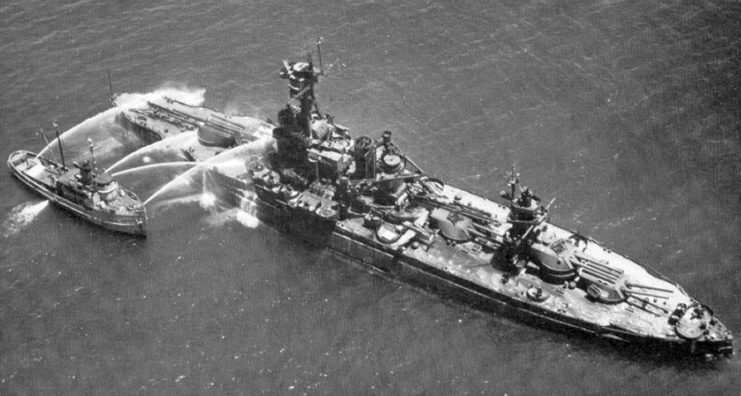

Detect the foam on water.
xmin=2 ymin=201 xmax=49 ymax=238
xmin=200 ymin=207 xmax=261 ymax=229
xmin=235 ymin=210 xmax=260 ymax=229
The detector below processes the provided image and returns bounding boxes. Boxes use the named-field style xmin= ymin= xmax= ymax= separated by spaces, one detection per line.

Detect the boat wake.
xmin=2 ymin=201 xmax=49 ymax=238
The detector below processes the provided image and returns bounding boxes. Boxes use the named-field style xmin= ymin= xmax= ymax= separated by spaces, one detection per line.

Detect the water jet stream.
xmin=111 ymin=161 xmax=197 ymax=178
xmin=141 ymin=135 xmax=274 ymax=207
xmin=106 ymin=131 xmax=197 ymax=174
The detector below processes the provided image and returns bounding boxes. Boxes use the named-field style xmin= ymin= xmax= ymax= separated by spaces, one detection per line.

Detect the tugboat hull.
xmin=8 ymin=150 xmax=147 ymax=236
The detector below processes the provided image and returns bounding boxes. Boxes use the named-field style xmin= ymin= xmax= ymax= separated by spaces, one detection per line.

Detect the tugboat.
xmin=7 ymin=130 xmax=147 ymax=236
xmin=112 ymin=94 xmax=274 ymax=161
xmin=222 ymin=57 xmax=733 ymax=358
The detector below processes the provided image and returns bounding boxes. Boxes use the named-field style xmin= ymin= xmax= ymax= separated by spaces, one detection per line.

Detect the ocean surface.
xmin=1 ymin=0 xmax=740 ymax=394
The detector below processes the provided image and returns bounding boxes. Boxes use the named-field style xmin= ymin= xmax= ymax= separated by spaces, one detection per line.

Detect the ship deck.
xmin=331 ymin=183 xmax=713 ymax=344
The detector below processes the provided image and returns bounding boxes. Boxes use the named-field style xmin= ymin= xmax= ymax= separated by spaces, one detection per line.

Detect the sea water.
xmin=1 ymin=0 xmax=740 ymax=393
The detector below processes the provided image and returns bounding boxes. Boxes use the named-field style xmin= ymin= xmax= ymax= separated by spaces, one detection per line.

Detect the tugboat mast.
xmin=52 ymin=122 xmax=66 ymax=168
xmin=37 ymin=127 xmax=58 ymax=164
xmin=87 ymin=138 xmax=96 ymax=171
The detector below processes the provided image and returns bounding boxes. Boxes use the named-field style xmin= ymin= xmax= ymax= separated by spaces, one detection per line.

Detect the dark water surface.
xmin=1 ymin=0 xmax=740 ymax=394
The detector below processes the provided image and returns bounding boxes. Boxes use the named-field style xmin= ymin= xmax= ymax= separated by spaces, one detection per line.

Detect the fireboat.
xmin=7 ymin=129 xmax=147 ymax=236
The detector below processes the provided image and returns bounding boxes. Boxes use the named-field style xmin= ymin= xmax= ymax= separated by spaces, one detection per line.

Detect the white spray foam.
xmin=113 ymin=86 xmax=206 ymax=110
xmin=201 ymin=208 xmax=260 ymax=229
xmin=235 ymin=208 xmax=260 ymax=229
xmin=2 ymin=201 xmax=49 ymax=237
xmin=200 ymin=189 xmax=261 ymax=229
xmin=235 ymin=191 xmax=261 ymax=229
xmin=199 ymin=192 xmax=217 ymax=209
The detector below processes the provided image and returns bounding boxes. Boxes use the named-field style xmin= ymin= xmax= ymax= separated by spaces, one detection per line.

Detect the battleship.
xmin=7 ymin=133 xmax=147 ymax=236
xmin=207 ymin=57 xmax=733 ymax=359
xmin=112 ymin=94 xmax=274 ymax=162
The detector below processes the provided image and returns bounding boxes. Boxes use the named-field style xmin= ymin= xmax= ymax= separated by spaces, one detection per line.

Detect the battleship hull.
xmin=328 ymin=239 xmax=730 ymax=357
xmin=115 ymin=112 xmax=169 ymax=145
xmin=236 ymin=176 xmax=733 ymax=359
xmin=376 ymin=249 xmax=730 ymax=357
xmin=8 ymin=150 xmax=147 ymax=236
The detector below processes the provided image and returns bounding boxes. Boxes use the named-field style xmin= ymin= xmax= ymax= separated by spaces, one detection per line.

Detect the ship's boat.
xmin=7 ymin=150 xmax=147 ymax=236
xmin=112 ymin=95 xmax=274 ymax=161
xmin=216 ymin=58 xmax=733 ymax=358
